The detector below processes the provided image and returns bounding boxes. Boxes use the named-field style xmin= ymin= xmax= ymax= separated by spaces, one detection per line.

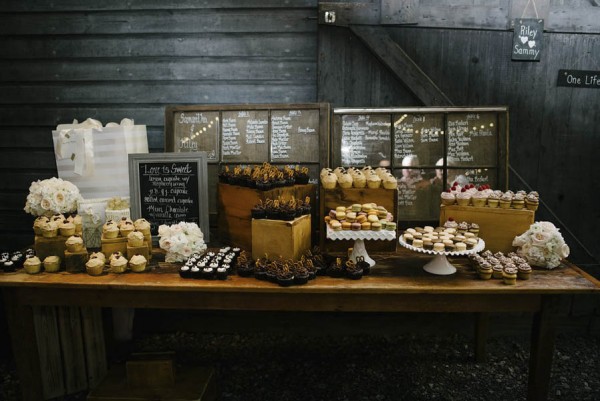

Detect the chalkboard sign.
xmin=393 ymin=113 xmax=444 ymax=167
xmin=447 ymin=112 xmax=498 ymax=167
xmin=129 ymin=153 xmax=209 ymax=241
xmin=171 ymin=111 xmax=219 ymax=160
xmin=270 ymin=109 xmax=320 ymax=162
xmin=512 ymin=18 xmax=543 ymax=62
xmin=340 ymin=114 xmax=391 ymax=166
xmin=221 ymin=110 xmax=269 ymax=162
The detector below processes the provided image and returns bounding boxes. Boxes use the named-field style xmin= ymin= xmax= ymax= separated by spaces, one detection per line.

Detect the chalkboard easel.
xmin=128 ymin=153 xmax=210 ymax=242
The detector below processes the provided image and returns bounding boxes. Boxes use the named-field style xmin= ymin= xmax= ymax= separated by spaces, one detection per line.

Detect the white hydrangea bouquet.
xmin=512 ymin=221 xmax=570 ymax=269
xmin=24 ymin=177 xmax=82 ymax=217
xmin=158 ymin=221 xmax=207 ymax=263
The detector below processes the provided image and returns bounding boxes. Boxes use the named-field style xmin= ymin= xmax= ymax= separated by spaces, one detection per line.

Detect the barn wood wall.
xmin=318 ymin=25 xmax=600 ymax=265
xmin=0 ymin=0 xmax=318 ymax=249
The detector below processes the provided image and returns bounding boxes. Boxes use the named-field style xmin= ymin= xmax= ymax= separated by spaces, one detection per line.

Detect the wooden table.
xmin=1 ymin=249 xmax=598 ymax=401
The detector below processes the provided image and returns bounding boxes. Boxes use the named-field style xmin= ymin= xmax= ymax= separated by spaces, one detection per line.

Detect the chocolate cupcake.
xmin=345 ymin=260 xmax=363 ymax=280
xmin=327 ymin=257 xmax=345 ymax=278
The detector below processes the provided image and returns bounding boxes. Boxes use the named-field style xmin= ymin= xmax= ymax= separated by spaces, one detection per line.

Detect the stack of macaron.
xmin=325 ymin=203 xmax=396 ymax=232
xmin=401 ymin=220 xmax=480 ymax=253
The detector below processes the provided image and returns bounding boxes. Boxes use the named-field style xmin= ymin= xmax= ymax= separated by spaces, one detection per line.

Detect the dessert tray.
xmin=398 ymin=236 xmax=485 ymax=275
xmin=327 ymin=226 xmax=396 ymax=267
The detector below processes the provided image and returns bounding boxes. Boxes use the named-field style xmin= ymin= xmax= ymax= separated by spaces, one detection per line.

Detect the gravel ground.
xmin=1 ymin=332 xmax=598 ymax=401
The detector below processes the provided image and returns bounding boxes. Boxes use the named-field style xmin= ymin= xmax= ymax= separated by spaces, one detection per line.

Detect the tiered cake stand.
xmin=326 ymin=226 xmax=396 ymax=267
xmin=398 ymin=236 xmax=485 ymax=275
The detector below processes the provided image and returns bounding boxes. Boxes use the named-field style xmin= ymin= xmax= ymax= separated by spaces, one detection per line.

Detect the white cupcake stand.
xmin=326 ymin=226 xmax=396 ymax=267
xmin=398 ymin=236 xmax=485 ymax=275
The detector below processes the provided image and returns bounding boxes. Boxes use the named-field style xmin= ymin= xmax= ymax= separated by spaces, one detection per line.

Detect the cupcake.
xmin=23 ymin=256 xmax=42 ymax=274
xmin=109 ymin=251 xmax=123 ymax=262
xmin=110 ymin=255 xmax=128 ymax=273
xmin=517 ymin=263 xmax=532 ymax=280
xmin=33 ymin=216 xmax=50 ymax=235
xmin=440 ymin=190 xmax=456 ymax=206
xmin=59 ymin=220 xmax=76 ymax=237
xmin=525 ymin=194 xmax=539 ymax=211
xmin=133 ymin=218 xmax=151 ymax=236
xmin=65 ymin=235 xmax=84 ymax=252
xmin=487 ymin=192 xmax=500 ymax=208
xmin=119 ymin=221 xmax=135 ymax=237
xmin=345 ymin=260 xmax=363 ymax=280
xmin=512 ymin=193 xmax=525 ymax=209
xmin=89 ymin=252 xmax=106 ymax=264
xmin=321 ymin=172 xmax=338 ymax=189
xmin=471 ymin=190 xmax=487 ymax=207
xmin=327 ymin=258 xmax=345 ymax=278
xmin=366 ymin=174 xmax=381 ymax=189
xmin=127 ymin=230 xmax=145 ymax=247
xmin=352 ymin=171 xmax=367 ymax=188
xmin=51 ymin=213 xmax=65 ymax=223
xmin=41 ymin=221 xmax=58 ymax=238
xmin=129 ymin=254 xmax=147 ymax=273
xmin=103 ymin=221 xmax=119 ymax=239
xmin=469 ymin=223 xmax=480 ymax=236
xmin=71 ymin=214 xmax=83 ymax=233
xmin=478 ymin=262 xmax=493 ymax=280
xmin=382 ymin=174 xmax=398 ymax=190
xmin=86 ymin=258 xmax=105 ymax=276
xmin=337 ymin=171 xmax=353 ymax=189
xmin=499 ymin=192 xmax=513 ymax=209
xmin=43 ymin=256 xmax=61 ymax=272
xmin=456 ymin=189 xmax=471 ymax=206
xmin=503 ymin=266 xmax=518 ymax=285
xmin=492 ymin=264 xmax=504 ymax=279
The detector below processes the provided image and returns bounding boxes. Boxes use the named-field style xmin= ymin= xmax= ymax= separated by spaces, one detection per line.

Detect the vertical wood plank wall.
xmin=0 ymin=0 xmax=318 ymax=249
xmin=318 ymin=25 xmax=600 ymax=265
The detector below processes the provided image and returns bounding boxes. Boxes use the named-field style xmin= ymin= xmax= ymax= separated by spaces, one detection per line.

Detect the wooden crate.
xmin=218 ymin=183 xmax=316 ymax=250
xmin=439 ymin=205 xmax=535 ymax=254
xmin=34 ymin=235 xmax=68 ymax=265
xmin=320 ymin=187 xmax=398 ymax=252
xmin=252 ymin=214 xmax=311 ymax=261
xmin=101 ymin=236 xmax=127 ymax=259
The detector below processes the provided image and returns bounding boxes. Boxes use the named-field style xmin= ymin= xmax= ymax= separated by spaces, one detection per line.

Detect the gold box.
xmin=252 ymin=214 xmax=311 ymax=261
xmin=64 ymin=249 xmax=89 ymax=273
xmin=439 ymin=205 xmax=535 ymax=253
xmin=101 ymin=236 xmax=127 ymax=259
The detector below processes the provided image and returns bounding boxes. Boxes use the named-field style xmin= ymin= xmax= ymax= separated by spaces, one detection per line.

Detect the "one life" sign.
xmin=557 ymin=70 xmax=600 ymax=89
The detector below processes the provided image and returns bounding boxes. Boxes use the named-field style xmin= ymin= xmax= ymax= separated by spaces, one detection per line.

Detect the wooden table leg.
xmin=2 ymin=288 xmax=44 ymax=401
xmin=475 ymin=312 xmax=489 ymax=362
xmin=527 ymin=295 xmax=560 ymax=401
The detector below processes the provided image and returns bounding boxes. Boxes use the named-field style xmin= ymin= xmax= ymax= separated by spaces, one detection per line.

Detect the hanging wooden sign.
xmin=512 ymin=19 xmax=543 ymax=62
xmin=557 ymin=70 xmax=600 ymax=89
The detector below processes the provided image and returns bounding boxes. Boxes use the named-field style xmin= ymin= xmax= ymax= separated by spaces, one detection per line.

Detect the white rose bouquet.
xmin=24 ymin=177 xmax=82 ymax=217
xmin=158 ymin=222 xmax=207 ymax=263
xmin=512 ymin=221 xmax=570 ymax=269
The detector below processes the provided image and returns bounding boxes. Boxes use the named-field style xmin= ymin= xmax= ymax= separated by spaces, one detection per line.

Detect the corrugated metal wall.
xmin=0 ymin=0 xmax=318 ymax=249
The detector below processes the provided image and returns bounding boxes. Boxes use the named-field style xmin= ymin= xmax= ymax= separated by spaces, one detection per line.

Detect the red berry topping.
xmin=461 ymin=188 xmax=467 ymax=192
xmin=448 ymin=217 xmax=455 ymax=221
xmin=453 ymin=182 xmax=458 ymax=186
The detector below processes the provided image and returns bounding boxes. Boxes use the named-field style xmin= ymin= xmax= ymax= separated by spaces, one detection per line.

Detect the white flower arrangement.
xmin=158 ymin=221 xmax=207 ymax=263
xmin=24 ymin=177 xmax=82 ymax=217
xmin=512 ymin=221 xmax=570 ymax=269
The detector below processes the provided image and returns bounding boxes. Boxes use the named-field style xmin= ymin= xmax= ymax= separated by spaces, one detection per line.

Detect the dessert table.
xmin=1 ymin=248 xmax=598 ymax=401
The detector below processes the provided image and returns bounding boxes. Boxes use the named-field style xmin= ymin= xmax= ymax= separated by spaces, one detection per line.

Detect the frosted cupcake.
xmin=23 ymin=256 xmax=42 ymax=274
xmin=351 ymin=170 xmax=367 ymax=188
xmin=103 ymin=221 xmax=119 ymax=239
xmin=487 ymin=192 xmax=500 ymax=208
xmin=440 ymin=190 xmax=456 ymax=206
xmin=59 ymin=220 xmax=76 ymax=237
xmin=133 ymin=218 xmax=151 ymax=236
xmin=337 ymin=171 xmax=353 ymax=189
xmin=33 ymin=216 xmax=50 ymax=235
xmin=382 ymin=174 xmax=398 ymax=189
xmin=43 ymin=255 xmax=61 ymax=272
xmin=456 ymin=189 xmax=471 ymax=206
xmin=127 ymin=230 xmax=145 ymax=247
xmin=512 ymin=193 xmax=525 ymax=209
xmin=86 ymin=258 xmax=105 ymax=276
xmin=119 ymin=220 xmax=135 ymax=237
xmin=525 ymin=193 xmax=539 ymax=211
xmin=471 ymin=190 xmax=488 ymax=207
xmin=65 ymin=235 xmax=84 ymax=252
xmin=89 ymin=252 xmax=106 ymax=264
xmin=375 ymin=167 xmax=390 ymax=178
xmin=71 ymin=214 xmax=83 ymax=233
xmin=499 ymin=192 xmax=513 ymax=209
xmin=41 ymin=221 xmax=59 ymax=238
xmin=502 ymin=265 xmax=518 ymax=285
xmin=109 ymin=255 xmax=128 ymax=273
xmin=129 ymin=254 xmax=147 ymax=273
xmin=366 ymin=174 xmax=381 ymax=189
xmin=321 ymin=172 xmax=338 ymax=189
